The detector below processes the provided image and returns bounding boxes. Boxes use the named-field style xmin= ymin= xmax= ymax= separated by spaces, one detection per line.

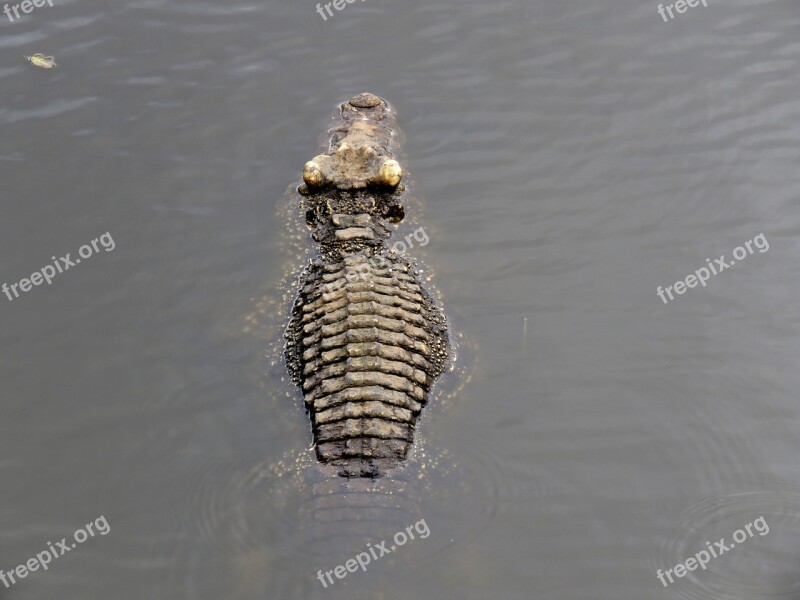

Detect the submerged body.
xmin=285 ymin=93 xmax=450 ymax=478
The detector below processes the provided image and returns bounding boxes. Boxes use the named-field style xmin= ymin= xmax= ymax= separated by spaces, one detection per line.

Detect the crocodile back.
xmin=284 ymin=93 xmax=450 ymax=477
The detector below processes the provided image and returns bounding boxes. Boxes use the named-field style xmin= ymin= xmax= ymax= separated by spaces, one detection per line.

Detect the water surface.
xmin=2 ymin=0 xmax=800 ymax=598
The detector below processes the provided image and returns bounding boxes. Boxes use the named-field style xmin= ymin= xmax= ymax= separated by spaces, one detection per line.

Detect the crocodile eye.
xmin=303 ymin=160 xmax=325 ymax=188
xmin=375 ymin=159 xmax=402 ymax=188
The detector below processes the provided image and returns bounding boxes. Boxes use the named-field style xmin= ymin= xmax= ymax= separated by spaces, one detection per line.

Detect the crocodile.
xmin=284 ymin=92 xmax=450 ymax=479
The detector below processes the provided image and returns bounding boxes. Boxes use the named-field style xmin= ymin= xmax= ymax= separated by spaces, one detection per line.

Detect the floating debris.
xmin=24 ymin=54 xmax=57 ymax=69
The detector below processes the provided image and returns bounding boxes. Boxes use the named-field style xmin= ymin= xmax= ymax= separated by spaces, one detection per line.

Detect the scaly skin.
xmin=285 ymin=93 xmax=449 ymax=478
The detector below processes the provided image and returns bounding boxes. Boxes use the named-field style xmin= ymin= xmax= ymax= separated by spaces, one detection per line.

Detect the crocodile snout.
xmin=348 ymin=92 xmax=383 ymax=109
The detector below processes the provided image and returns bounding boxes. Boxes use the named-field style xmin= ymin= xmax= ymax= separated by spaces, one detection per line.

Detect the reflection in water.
xmin=164 ymin=444 xmax=496 ymax=599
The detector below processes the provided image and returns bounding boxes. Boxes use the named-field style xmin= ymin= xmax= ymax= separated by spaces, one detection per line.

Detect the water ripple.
xmin=653 ymin=486 xmax=800 ymax=600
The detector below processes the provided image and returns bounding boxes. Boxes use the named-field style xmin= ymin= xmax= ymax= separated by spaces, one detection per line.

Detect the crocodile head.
xmin=298 ymin=93 xmax=408 ymax=256
xmin=299 ymin=92 xmax=404 ymax=194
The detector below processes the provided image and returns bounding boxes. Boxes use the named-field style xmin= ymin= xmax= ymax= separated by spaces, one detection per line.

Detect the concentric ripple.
xmin=652 ymin=485 xmax=800 ymax=600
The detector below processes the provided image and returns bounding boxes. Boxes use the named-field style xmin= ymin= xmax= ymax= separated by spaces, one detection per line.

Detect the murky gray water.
xmin=2 ymin=0 xmax=800 ymax=598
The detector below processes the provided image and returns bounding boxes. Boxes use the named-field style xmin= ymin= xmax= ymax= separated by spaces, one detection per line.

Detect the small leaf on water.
xmin=25 ymin=54 xmax=57 ymax=69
